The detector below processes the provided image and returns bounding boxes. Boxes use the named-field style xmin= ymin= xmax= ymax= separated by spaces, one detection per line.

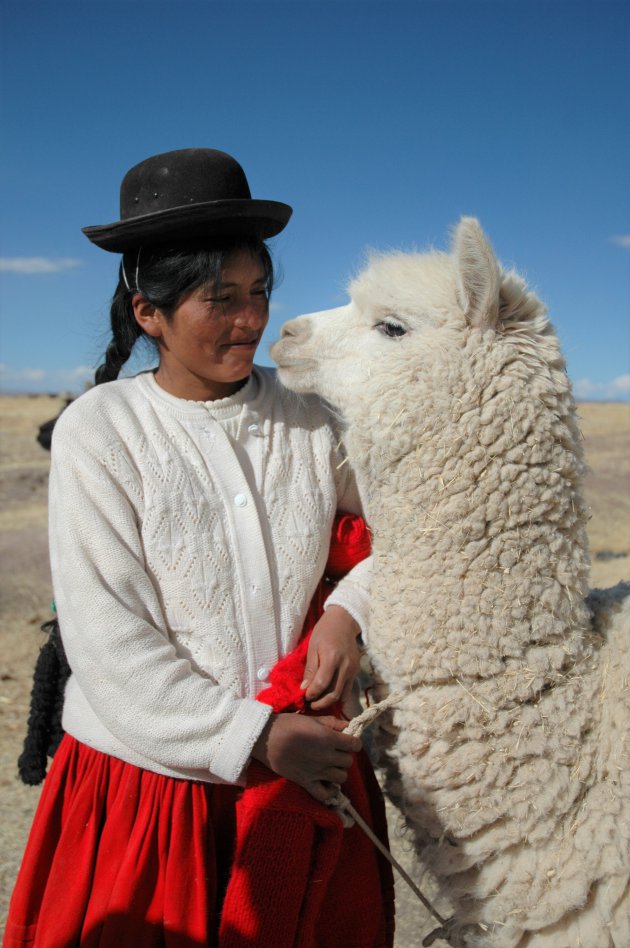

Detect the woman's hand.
xmin=301 ymin=605 xmax=362 ymax=711
xmin=252 ymin=712 xmax=361 ymax=802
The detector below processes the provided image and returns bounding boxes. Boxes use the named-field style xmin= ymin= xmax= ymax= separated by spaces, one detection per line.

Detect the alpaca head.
xmin=271 ymin=218 xmax=570 ymax=467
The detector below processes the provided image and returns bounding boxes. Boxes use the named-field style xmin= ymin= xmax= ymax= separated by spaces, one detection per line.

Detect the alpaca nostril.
xmin=280 ymin=322 xmax=296 ymax=338
xmin=279 ymin=318 xmax=313 ymax=342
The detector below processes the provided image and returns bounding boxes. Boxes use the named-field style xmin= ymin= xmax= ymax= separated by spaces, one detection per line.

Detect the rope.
xmin=343 ymin=690 xmax=406 ymax=738
xmin=325 ymin=692 xmax=459 ymax=945
xmin=329 ymin=787 xmax=448 ymax=931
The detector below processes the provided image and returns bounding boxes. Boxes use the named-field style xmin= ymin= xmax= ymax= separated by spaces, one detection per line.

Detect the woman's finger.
xmin=308 ymin=661 xmax=351 ymax=709
xmin=300 ymin=640 xmax=320 ymax=691
xmin=323 ymin=767 xmax=350 ymax=785
xmin=308 ymin=781 xmax=337 ymax=803
xmin=331 ymin=750 xmax=354 ymax=769
xmin=304 ymin=653 xmax=336 ymax=700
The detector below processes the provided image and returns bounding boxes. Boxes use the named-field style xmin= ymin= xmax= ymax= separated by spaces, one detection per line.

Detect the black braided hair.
xmin=94 ymin=238 xmax=275 ymax=385
xmin=18 ymin=618 xmax=70 ymax=785
xmin=94 ymin=274 xmax=144 ymax=385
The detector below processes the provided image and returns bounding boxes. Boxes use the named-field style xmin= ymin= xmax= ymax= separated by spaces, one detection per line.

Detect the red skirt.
xmin=4 ymin=735 xmax=240 ymax=948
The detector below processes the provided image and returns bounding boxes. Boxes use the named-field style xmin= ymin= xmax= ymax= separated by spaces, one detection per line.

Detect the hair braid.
xmin=94 ymin=269 xmax=144 ymax=386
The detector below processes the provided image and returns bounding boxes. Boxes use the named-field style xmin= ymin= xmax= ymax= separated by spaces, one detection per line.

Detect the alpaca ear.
xmin=453 ymin=217 xmax=501 ymax=329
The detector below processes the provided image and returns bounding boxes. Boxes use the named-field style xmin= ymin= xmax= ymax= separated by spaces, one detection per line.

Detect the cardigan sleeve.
xmin=324 ymin=432 xmax=373 ymax=639
xmin=49 ymin=412 xmax=271 ymax=784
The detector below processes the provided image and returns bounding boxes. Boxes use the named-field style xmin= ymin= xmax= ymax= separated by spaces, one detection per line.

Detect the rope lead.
xmin=329 ymin=787 xmax=448 ymax=932
xmin=325 ymin=691 xmax=460 ymax=946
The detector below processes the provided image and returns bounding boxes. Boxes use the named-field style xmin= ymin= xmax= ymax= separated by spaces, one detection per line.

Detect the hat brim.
xmin=82 ymin=199 xmax=292 ymax=252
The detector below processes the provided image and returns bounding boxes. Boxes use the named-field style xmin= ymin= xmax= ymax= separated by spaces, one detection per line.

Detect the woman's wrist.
xmin=322 ymin=604 xmax=361 ymax=638
xmin=251 ymin=714 xmax=276 ymax=767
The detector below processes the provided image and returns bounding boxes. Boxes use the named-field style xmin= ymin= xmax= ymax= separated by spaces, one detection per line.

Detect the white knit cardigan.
xmin=49 ymin=368 xmax=370 ymax=785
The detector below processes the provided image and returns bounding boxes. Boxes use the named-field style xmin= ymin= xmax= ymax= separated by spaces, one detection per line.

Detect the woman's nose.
xmin=234 ymin=299 xmax=268 ymax=327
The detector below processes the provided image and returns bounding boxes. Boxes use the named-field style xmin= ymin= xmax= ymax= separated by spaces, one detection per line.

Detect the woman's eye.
xmin=376 ymin=320 xmax=407 ymax=338
xmin=208 ymin=295 xmax=230 ymax=305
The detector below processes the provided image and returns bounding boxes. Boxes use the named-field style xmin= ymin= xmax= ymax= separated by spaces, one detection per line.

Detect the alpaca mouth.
xmin=274 ymin=357 xmax=317 ymax=370
xmin=270 ymin=340 xmax=317 ymax=370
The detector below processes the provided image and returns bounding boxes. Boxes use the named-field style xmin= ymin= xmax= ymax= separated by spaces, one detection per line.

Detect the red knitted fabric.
xmin=255 ymin=513 xmax=371 ymax=716
xmin=219 ymin=514 xmax=395 ymax=948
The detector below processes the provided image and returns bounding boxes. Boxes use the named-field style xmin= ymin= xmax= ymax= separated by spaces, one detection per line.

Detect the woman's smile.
xmin=222 ymin=335 xmax=260 ymax=348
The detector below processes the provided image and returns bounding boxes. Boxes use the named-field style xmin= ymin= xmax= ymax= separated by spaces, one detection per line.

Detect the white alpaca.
xmin=271 ymin=219 xmax=629 ymax=947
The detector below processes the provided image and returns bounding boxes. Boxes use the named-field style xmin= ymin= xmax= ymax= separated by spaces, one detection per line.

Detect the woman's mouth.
xmin=222 ymin=336 xmax=259 ymax=350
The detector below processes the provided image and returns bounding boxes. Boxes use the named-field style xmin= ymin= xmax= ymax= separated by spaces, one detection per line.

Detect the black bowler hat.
xmin=82 ymin=148 xmax=292 ymax=252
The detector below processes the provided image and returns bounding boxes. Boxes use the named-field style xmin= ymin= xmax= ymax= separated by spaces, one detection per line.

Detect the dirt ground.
xmin=1 ymin=394 xmax=628 ymax=943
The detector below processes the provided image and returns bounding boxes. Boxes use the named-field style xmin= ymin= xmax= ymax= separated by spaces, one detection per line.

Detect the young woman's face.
xmin=139 ymin=250 xmax=270 ymax=401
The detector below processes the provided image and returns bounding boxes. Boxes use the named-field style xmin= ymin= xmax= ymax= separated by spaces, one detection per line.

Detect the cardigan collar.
xmin=135 ymin=367 xmax=267 ymax=421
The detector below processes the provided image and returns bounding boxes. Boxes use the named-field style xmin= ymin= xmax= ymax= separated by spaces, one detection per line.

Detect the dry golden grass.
xmin=0 ymin=394 xmax=628 ymax=941
xmin=578 ymin=403 xmax=630 ymax=568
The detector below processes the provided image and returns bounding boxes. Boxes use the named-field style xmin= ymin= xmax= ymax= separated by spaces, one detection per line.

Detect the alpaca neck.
xmin=348 ymin=377 xmax=592 ymax=687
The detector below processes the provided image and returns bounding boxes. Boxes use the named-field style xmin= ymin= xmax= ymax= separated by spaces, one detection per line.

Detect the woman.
xmin=5 ymin=149 xmax=393 ymax=946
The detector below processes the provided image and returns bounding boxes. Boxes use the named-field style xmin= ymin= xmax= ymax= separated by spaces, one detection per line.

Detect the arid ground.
xmin=1 ymin=395 xmax=628 ymax=944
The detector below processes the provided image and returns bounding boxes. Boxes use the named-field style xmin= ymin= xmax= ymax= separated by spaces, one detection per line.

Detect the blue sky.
xmin=1 ymin=0 xmax=628 ymax=399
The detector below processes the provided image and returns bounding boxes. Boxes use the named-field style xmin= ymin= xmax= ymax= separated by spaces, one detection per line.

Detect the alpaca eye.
xmin=377 ymin=320 xmax=407 ymax=339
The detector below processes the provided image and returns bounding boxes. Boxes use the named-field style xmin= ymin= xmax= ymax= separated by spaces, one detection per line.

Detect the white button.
xmin=257 ymin=666 xmax=269 ymax=681
xmin=234 ymin=494 xmax=248 ymax=507
xmin=247 ymin=423 xmax=259 ymax=434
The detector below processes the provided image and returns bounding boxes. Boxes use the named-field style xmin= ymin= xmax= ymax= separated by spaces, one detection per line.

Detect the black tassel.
xmin=18 ymin=618 xmax=70 ymax=785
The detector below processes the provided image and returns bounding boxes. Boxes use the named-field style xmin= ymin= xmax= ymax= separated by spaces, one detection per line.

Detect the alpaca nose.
xmin=280 ymin=320 xmax=297 ymax=338
xmin=280 ymin=318 xmax=307 ymax=338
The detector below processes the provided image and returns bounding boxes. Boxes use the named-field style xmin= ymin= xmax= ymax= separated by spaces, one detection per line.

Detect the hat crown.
xmin=120 ymin=148 xmax=252 ymax=220
xmin=82 ymin=146 xmax=291 ymax=251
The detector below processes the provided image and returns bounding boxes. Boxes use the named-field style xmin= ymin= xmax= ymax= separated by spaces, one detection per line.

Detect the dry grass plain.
xmin=1 ymin=394 xmax=628 ymax=943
